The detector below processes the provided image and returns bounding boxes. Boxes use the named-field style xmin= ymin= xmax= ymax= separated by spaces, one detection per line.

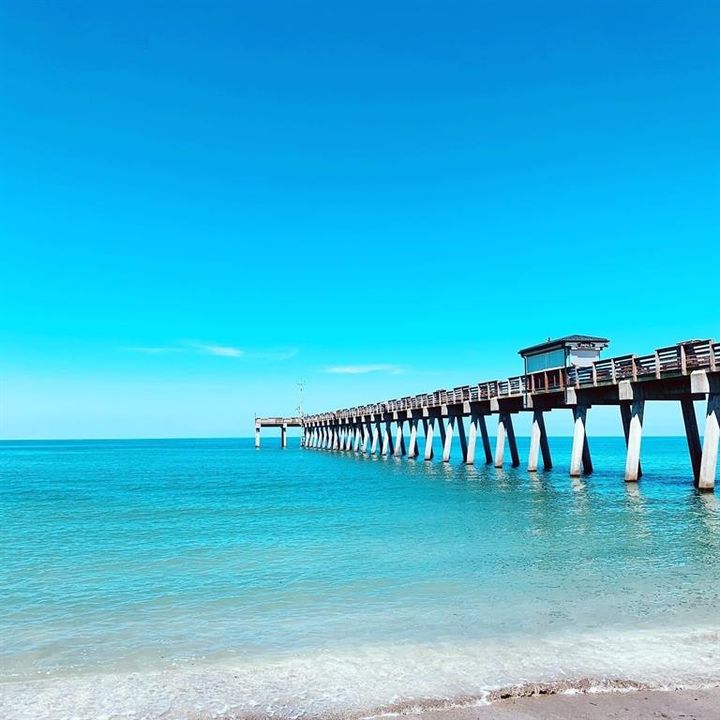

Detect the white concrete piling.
xmin=371 ymin=423 xmax=381 ymax=455
xmin=407 ymin=418 xmax=419 ymax=458
xmin=466 ymin=413 xmax=479 ymax=465
xmin=382 ymin=420 xmax=394 ymax=456
xmin=442 ymin=415 xmax=455 ymax=462
xmin=494 ymin=415 xmax=507 ymax=467
xmin=527 ymin=410 xmax=551 ymax=471
xmin=623 ymin=400 xmax=644 ymax=482
xmin=456 ymin=415 xmax=468 ymax=463
xmin=394 ymin=420 xmax=405 ymax=457
xmin=423 ymin=418 xmax=435 ymax=461
xmin=362 ymin=423 xmax=371 ymax=454
xmin=570 ymin=405 xmax=592 ymax=476
xmin=699 ymin=394 xmax=720 ymax=491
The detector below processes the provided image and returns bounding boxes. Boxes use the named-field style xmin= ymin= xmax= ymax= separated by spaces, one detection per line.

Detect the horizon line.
xmin=0 ymin=434 xmax=700 ymax=442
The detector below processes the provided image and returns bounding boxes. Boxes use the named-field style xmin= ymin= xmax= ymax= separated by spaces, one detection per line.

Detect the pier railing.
xmin=306 ymin=339 xmax=719 ymax=422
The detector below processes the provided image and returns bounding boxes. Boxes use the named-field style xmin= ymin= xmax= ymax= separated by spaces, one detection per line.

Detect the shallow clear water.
xmin=2 ymin=437 xmax=719 ymax=719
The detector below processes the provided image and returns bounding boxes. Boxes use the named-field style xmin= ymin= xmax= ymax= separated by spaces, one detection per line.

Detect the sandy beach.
xmin=391 ymin=686 xmax=720 ymax=720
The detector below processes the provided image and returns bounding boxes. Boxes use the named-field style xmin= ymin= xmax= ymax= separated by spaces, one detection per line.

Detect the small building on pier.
xmin=518 ymin=335 xmax=609 ymax=374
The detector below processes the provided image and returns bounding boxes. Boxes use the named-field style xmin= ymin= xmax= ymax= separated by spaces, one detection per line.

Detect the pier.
xmin=254 ymin=416 xmax=303 ymax=448
xmin=297 ymin=337 xmax=720 ymax=491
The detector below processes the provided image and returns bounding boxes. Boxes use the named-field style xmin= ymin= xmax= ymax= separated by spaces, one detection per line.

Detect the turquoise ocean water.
xmin=2 ymin=437 xmax=720 ymax=719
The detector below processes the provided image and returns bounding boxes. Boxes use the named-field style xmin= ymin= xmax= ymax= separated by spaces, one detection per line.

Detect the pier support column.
xmin=528 ymin=410 xmax=552 ymax=471
xmin=382 ymin=420 xmax=394 ymax=456
xmin=466 ymin=413 xmax=479 ymax=464
xmin=681 ymin=398 xmax=702 ymax=484
xmin=362 ymin=423 xmax=371 ymax=454
xmin=570 ymin=406 xmax=592 ymax=476
xmin=506 ymin=413 xmax=520 ymax=467
xmin=332 ymin=426 xmax=340 ymax=451
xmin=394 ymin=420 xmax=406 ymax=457
xmin=495 ymin=413 xmax=519 ymax=468
xmin=437 ymin=417 xmax=447 ymax=458
xmin=494 ymin=415 xmax=506 ymax=467
xmin=527 ymin=414 xmax=540 ymax=472
xmin=699 ymin=394 xmax=720 ymax=491
xmin=345 ymin=428 xmax=353 ymax=451
xmin=456 ymin=416 xmax=468 ymax=463
xmin=621 ymin=401 xmax=644 ymax=482
xmin=255 ymin=424 xmax=261 ymax=448
xmin=479 ymin=414 xmax=493 ymax=464
xmin=281 ymin=424 xmax=287 ymax=449
xmin=407 ymin=419 xmax=419 ymax=458
xmin=353 ymin=426 xmax=361 ymax=452
xmin=322 ymin=427 xmax=329 ymax=449
xmin=370 ymin=423 xmax=380 ymax=454
xmin=442 ymin=416 xmax=455 ymax=462
xmin=423 ymin=418 xmax=435 ymax=461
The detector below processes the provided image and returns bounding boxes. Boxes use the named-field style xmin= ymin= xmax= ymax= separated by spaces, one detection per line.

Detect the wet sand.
xmin=395 ymin=686 xmax=720 ymax=720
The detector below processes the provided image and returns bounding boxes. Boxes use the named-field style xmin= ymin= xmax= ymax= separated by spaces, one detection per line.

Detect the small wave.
xmin=2 ymin=626 xmax=720 ymax=720
xmin=355 ymin=679 xmax=650 ymax=720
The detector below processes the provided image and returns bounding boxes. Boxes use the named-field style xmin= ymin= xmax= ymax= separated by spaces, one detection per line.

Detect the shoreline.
xmin=359 ymin=681 xmax=720 ymax=720
xmin=3 ymin=673 xmax=720 ymax=719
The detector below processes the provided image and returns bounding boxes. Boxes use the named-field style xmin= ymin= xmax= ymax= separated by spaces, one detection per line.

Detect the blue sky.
xmin=1 ymin=1 xmax=718 ymax=439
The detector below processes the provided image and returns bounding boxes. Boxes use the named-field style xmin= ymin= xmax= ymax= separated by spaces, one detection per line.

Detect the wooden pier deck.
xmin=299 ymin=338 xmax=720 ymax=490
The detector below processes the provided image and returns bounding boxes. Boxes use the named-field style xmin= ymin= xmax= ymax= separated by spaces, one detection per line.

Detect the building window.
xmin=526 ymin=348 xmax=566 ymax=373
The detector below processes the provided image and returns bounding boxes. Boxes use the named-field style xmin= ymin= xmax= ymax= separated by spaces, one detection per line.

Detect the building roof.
xmin=518 ymin=335 xmax=610 ymax=357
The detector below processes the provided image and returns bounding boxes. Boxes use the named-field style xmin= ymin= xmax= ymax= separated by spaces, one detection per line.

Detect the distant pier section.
xmin=254 ymin=416 xmax=303 ymax=448
xmin=293 ymin=336 xmax=720 ymax=491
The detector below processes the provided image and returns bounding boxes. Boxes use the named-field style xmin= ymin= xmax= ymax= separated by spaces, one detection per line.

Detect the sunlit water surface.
xmin=2 ymin=438 xmax=719 ymax=719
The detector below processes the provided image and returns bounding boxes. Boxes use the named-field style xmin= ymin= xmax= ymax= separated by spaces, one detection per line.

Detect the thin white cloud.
xmin=125 ymin=342 xmax=295 ymax=360
xmin=125 ymin=342 xmax=244 ymax=358
xmin=324 ymin=364 xmax=405 ymax=375
xmin=192 ymin=343 xmax=244 ymax=358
